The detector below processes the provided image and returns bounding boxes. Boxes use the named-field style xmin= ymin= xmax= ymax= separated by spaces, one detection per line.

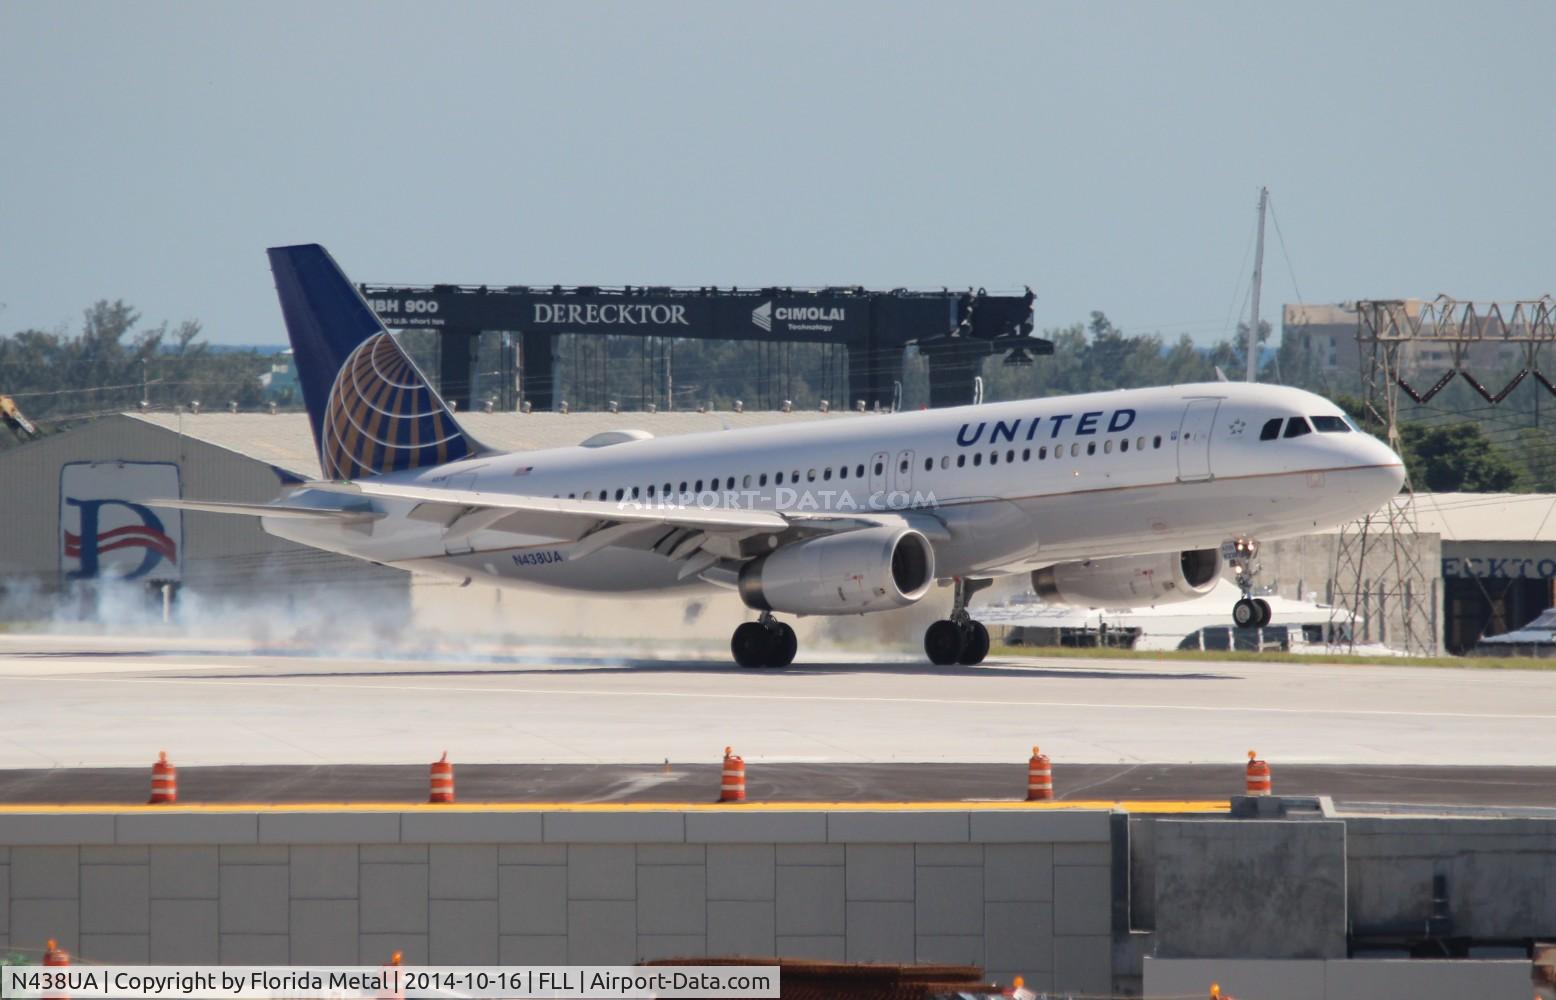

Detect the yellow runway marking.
xmin=0 ymin=800 xmax=1228 ymax=814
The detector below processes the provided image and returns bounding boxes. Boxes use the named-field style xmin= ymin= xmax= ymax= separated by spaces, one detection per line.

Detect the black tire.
xmin=732 ymin=622 xmax=769 ymax=668
xmin=958 ymin=620 xmax=990 ymax=665
xmin=1232 ymin=598 xmax=1259 ymax=629
xmin=1253 ymin=598 xmax=1272 ymax=628
xmin=925 ymin=619 xmax=965 ymax=666
xmin=768 ymin=622 xmax=798 ymax=667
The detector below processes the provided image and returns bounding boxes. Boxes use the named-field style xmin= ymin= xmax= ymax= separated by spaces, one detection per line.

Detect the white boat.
xmin=979 ymin=578 xmax=1366 ymax=653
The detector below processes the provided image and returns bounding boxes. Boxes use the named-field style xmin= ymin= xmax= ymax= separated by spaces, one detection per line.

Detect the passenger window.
xmin=973 ymin=453 xmax=983 ymax=467
xmin=583 ymin=491 xmax=593 ymax=500
xmin=1071 ymin=443 xmax=1081 ymax=457
xmin=1104 ymin=440 xmax=1113 ymax=454
xmin=856 ymin=464 xmax=865 ymax=478
xmin=758 ymin=473 xmax=768 ymax=487
xmin=923 ymin=458 xmax=933 ymax=472
xmin=1260 ymin=418 xmax=1282 ymax=441
xmin=679 ymin=481 xmax=688 ymax=494
xmin=1007 ymin=449 xmax=1015 ymax=463
xmin=899 ymin=458 xmax=909 ymax=473
xmin=1153 ymin=436 xmax=1162 ymax=449
xmin=615 ymin=488 xmax=625 ymax=501
xmin=1087 ymin=442 xmax=1096 ymax=455
xmin=774 ymin=472 xmax=783 ymax=486
xmin=940 ymin=456 xmax=950 ymax=470
xmin=1137 ymin=436 xmax=1146 ymax=451
xmin=647 ymin=485 xmax=655 ymax=498
xmin=874 ymin=461 xmax=884 ymax=475
xmin=1039 ymin=446 xmax=1047 ymax=459
xmin=957 ymin=454 xmax=966 ymax=468
xmin=743 ymin=475 xmax=752 ymax=488
xmin=695 ymin=480 xmax=703 ymax=492
xmin=1311 ymin=415 xmax=1350 ymax=433
xmin=632 ymin=486 xmax=640 ymax=499
xmin=1120 ymin=439 xmax=1129 ymax=453
xmin=727 ymin=477 xmax=736 ymax=490
xmin=792 ymin=470 xmax=800 ymax=482
xmin=1284 ymin=417 xmax=1313 ymax=439
xmin=823 ymin=468 xmax=832 ymax=481
xmin=990 ymin=451 xmax=999 ymax=465
xmin=1022 ymin=448 xmax=1030 ymax=461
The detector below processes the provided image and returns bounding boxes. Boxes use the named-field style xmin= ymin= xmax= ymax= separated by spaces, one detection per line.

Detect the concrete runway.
xmin=1 ymin=761 xmax=1554 ymax=808
xmin=3 ymin=631 xmax=1556 ymax=774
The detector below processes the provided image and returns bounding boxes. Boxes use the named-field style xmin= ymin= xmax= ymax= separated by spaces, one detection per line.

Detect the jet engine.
xmin=738 ymin=526 xmax=935 ymax=615
xmin=1031 ymin=548 xmax=1222 ymax=609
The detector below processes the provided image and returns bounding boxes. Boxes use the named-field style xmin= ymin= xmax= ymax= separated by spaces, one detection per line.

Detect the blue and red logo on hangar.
xmin=59 ymin=461 xmax=182 ymax=582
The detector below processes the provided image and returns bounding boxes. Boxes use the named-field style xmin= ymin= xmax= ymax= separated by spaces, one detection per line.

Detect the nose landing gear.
xmin=732 ymin=612 xmax=798 ymax=668
xmin=1225 ymin=538 xmax=1271 ymax=628
xmin=925 ymin=577 xmax=992 ymax=666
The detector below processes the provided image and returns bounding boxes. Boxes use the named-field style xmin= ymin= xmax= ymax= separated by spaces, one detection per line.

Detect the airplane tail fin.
xmin=267 ymin=244 xmax=481 ymax=480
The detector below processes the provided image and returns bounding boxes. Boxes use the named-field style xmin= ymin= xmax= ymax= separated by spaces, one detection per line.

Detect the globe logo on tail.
xmin=321 ymin=333 xmax=474 ymax=479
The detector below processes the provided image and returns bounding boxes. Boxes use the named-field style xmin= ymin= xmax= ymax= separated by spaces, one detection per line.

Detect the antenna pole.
xmin=1246 ymin=186 xmax=1268 ymax=382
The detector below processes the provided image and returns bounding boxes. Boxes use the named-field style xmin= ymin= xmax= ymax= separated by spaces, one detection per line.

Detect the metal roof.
xmin=123 ymin=409 xmax=861 ymax=481
xmin=1407 ymin=491 xmax=1556 ymax=544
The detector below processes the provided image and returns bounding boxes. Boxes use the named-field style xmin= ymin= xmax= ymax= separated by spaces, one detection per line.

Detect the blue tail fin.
xmin=267 ymin=244 xmax=481 ymax=480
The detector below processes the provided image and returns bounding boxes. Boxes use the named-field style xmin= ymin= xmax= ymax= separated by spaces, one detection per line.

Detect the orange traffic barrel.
xmin=43 ymin=938 xmax=69 ymax=1000
xmin=149 ymin=751 xmax=177 ymax=804
xmin=429 ymin=753 xmax=455 ymax=803
xmin=719 ymin=746 xmax=746 ymax=802
xmin=1245 ymin=750 xmax=1271 ymax=796
xmin=1026 ymin=747 xmax=1053 ymax=801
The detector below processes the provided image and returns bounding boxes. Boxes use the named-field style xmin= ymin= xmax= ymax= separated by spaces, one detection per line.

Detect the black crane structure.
xmin=357 ymin=281 xmax=1048 ymax=413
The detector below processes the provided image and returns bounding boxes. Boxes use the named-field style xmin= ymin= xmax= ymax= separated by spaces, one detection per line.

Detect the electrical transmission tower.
xmin=1329 ymin=296 xmax=1556 ymax=655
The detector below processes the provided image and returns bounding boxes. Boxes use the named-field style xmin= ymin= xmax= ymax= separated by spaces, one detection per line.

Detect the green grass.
xmin=988 ymin=643 xmax=1556 ymax=671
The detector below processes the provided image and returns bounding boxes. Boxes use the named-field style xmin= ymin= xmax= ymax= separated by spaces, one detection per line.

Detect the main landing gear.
xmin=1225 ymin=537 xmax=1272 ymax=628
xmin=924 ymin=577 xmax=992 ymax=666
xmin=732 ymin=612 xmax=797 ymax=668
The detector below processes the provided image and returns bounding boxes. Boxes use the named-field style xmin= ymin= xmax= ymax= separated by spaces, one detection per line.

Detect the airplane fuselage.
xmin=264 ymin=381 xmax=1404 ymax=598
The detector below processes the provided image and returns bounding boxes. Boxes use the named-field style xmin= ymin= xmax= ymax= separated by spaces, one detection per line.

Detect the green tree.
xmin=1399 ymin=422 xmax=1519 ymax=492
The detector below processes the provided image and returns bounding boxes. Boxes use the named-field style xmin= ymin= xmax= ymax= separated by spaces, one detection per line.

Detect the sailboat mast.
xmin=1246 ymin=186 xmax=1269 ymax=382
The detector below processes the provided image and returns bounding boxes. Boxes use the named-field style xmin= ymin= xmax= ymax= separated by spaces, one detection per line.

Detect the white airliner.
xmin=158 ymin=245 xmax=1406 ymax=668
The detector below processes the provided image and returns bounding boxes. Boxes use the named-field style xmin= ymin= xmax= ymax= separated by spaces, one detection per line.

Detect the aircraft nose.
xmin=1357 ymin=433 xmax=1406 ymax=499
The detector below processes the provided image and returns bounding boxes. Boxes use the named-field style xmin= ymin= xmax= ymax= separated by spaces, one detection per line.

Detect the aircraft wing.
xmin=315 ymin=480 xmax=792 ymax=532
xmin=147 ymin=498 xmax=382 ymax=523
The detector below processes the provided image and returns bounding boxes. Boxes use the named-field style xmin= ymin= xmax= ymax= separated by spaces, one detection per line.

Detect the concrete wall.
xmin=0 ymin=809 xmax=1112 ymax=994
xmin=1153 ymin=819 xmax=1347 ymax=959
xmin=1348 ymin=817 xmax=1556 ymax=941
xmin=1145 ymin=957 xmax=1533 ymax=1000
xmin=1261 ymin=530 xmax=1444 ymax=654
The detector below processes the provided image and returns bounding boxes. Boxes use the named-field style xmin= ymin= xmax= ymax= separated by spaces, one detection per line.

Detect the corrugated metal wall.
xmin=0 ymin=415 xmax=407 ymax=603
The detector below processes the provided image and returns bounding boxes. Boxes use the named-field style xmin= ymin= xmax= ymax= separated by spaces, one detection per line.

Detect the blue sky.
xmin=2 ymin=1 xmax=1552 ymax=346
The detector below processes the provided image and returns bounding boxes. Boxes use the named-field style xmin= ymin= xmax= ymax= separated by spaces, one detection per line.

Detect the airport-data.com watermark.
xmin=612 ymin=487 xmax=940 ymax=514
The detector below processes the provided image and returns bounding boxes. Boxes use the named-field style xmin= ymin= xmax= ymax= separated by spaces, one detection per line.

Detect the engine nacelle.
xmin=1031 ymin=548 xmax=1222 ymax=609
xmin=739 ymin=526 xmax=935 ymax=615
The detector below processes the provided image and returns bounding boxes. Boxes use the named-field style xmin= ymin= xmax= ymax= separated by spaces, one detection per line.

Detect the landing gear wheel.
xmin=1232 ymin=598 xmax=1260 ymax=629
xmin=769 ymin=622 xmax=797 ymax=668
xmin=732 ymin=622 xmax=769 ymax=668
xmin=925 ymin=619 xmax=965 ymax=666
xmin=1253 ymin=598 xmax=1272 ymax=628
xmin=957 ymin=620 xmax=990 ymax=666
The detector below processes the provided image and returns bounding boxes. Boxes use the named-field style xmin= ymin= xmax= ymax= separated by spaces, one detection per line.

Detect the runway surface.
xmin=3 ymin=631 xmax=1555 ymax=775
xmin=0 ymin=761 xmax=1553 ymax=809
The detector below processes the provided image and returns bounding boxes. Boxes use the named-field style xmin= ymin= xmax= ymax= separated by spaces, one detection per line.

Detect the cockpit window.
xmin=1283 ymin=416 xmax=1313 ymax=439
xmin=1259 ymin=418 xmax=1282 ymax=441
xmin=1311 ymin=415 xmax=1349 ymax=433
